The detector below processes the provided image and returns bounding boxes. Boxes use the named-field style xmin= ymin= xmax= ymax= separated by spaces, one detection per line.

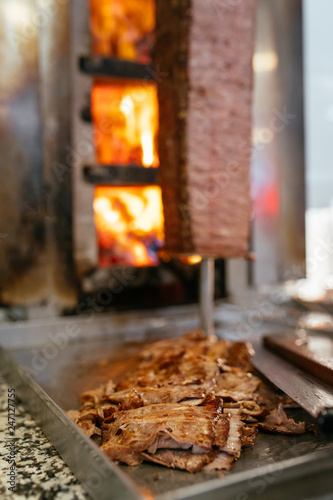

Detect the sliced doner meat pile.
xmin=68 ymin=330 xmax=306 ymax=473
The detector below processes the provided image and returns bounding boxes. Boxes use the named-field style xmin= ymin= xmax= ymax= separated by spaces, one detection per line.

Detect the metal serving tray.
xmin=1 ymin=306 xmax=333 ymax=500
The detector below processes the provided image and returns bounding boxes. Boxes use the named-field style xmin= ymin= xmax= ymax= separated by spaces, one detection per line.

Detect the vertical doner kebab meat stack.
xmin=156 ymin=0 xmax=255 ymax=257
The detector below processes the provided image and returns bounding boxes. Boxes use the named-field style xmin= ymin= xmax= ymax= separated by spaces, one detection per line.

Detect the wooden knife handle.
xmin=318 ymin=408 xmax=333 ymax=434
xmin=263 ymin=334 xmax=333 ymax=386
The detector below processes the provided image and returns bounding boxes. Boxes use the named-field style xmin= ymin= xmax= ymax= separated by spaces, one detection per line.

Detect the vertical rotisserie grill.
xmin=75 ymin=0 xmax=227 ymax=308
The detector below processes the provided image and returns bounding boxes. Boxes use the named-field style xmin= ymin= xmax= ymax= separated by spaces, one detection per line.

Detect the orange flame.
xmin=183 ymin=255 xmax=202 ymax=265
xmin=91 ymin=82 xmax=159 ymax=168
xmin=94 ymin=186 xmax=164 ymax=267
xmin=89 ymin=0 xmax=155 ymax=63
xmin=159 ymin=251 xmax=202 ymax=265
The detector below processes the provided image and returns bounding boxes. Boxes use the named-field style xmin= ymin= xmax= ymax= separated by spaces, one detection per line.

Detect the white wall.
xmin=303 ymin=0 xmax=333 ymax=289
xmin=304 ymin=0 xmax=333 ymax=209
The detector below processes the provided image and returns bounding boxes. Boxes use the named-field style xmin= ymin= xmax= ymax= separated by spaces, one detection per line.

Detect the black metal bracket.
xmin=80 ymin=105 xmax=92 ymax=123
xmin=83 ymin=165 xmax=158 ymax=185
xmin=79 ymin=56 xmax=154 ymax=81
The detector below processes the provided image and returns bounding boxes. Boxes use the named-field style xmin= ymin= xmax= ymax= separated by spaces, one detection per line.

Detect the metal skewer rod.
xmin=199 ymin=257 xmax=215 ymax=337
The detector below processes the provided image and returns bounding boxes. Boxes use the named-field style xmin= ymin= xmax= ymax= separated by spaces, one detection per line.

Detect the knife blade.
xmin=251 ymin=339 xmax=333 ymax=433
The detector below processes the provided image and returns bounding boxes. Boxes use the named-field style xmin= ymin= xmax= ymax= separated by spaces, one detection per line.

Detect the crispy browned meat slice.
xmin=80 ymin=387 xmax=105 ymax=406
xmin=109 ymin=386 xmax=207 ymax=409
xmin=215 ymin=390 xmax=256 ymax=402
xmin=99 ymin=403 xmax=119 ymax=419
xmin=206 ymin=340 xmax=230 ymax=362
xmin=67 ymin=400 xmax=118 ymax=438
xmin=141 ymin=449 xmax=217 ymax=473
xmin=203 ymin=452 xmax=235 ymax=471
xmin=118 ymin=390 xmax=144 ymax=411
xmin=225 ymin=342 xmax=254 ymax=371
xmin=240 ymin=401 xmax=267 ymax=417
xmin=101 ymin=399 xmax=225 ymax=466
xmin=259 ymin=404 xmax=306 ymax=435
xmin=78 ymin=420 xmax=101 ymax=439
xmin=256 ymin=378 xmax=293 ymax=411
xmin=216 ymin=370 xmax=261 ymax=394
xmin=241 ymin=425 xmax=258 ymax=447
xmin=67 ymin=409 xmax=102 ymax=439
xmin=101 ymin=398 xmax=234 ymax=471
xmin=80 ymin=380 xmax=116 ymax=407
xmin=213 ymin=414 xmax=231 ymax=447
xmin=220 ymin=415 xmax=244 ymax=458
xmin=138 ymin=330 xmax=210 ymax=361
xmin=116 ymin=351 xmax=219 ymax=391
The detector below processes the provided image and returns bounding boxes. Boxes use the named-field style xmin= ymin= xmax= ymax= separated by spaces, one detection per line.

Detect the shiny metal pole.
xmin=200 ymin=258 xmax=215 ymax=337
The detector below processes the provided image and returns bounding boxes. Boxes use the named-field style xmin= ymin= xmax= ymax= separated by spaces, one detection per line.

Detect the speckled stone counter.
xmin=0 ymin=376 xmax=89 ymax=499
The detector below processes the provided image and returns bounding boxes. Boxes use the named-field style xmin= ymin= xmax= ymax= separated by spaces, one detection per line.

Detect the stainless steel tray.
xmin=1 ymin=310 xmax=333 ymax=500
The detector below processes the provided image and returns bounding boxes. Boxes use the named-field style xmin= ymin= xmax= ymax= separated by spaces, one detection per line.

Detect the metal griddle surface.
xmin=8 ymin=329 xmax=333 ymax=498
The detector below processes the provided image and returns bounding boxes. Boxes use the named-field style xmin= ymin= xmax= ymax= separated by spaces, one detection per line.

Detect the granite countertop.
xmin=0 ymin=376 xmax=89 ymax=499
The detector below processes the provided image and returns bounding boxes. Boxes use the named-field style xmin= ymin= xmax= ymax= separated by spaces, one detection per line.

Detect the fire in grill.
xmin=94 ymin=186 xmax=164 ymax=267
xmin=89 ymin=0 xmax=155 ymax=62
xmin=91 ymin=81 xmax=159 ymax=167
